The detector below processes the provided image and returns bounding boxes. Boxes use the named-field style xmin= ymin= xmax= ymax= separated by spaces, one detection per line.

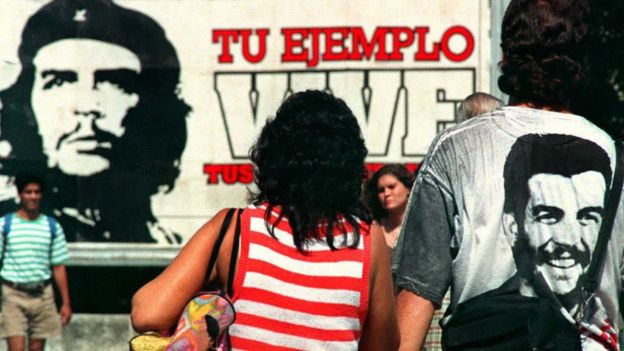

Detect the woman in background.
xmin=131 ymin=90 xmax=398 ymax=350
xmin=366 ymin=164 xmax=415 ymax=249
xmin=367 ymin=165 xmax=448 ymax=350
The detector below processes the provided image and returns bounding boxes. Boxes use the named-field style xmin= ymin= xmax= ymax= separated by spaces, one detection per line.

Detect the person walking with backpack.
xmin=0 ymin=174 xmax=71 ymax=351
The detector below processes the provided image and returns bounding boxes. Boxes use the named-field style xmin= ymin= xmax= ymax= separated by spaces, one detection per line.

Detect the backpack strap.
xmin=46 ymin=215 xmax=58 ymax=264
xmin=0 ymin=214 xmax=59 ymax=267
xmin=0 ymin=213 xmax=13 ymax=269
xmin=3 ymin=213 xmax=12 ymax=239
xmin=46 ymin=215 xmax=57 ymax=241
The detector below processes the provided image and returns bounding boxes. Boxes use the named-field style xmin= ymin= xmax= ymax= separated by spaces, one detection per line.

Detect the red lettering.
xmin=307 ymin=28 xmax=322 ymax=67
xmin=413 ymin=27 xmax=440 ymax=61
xmin=205 ymin=163 xmax=420 ymax=184
xmin=203 ymin=164 xmax=255 ymax=185
xmin=203 ymin=164 xmax=222 ymax=184
xmin=364 ymin=163 xmax=420 ymax=179
xmin=405 ymin=163 xmax=420 ymax=174
xmin=241 ymin=29 xmax=269 ymax=63
xmin=322 ymin=27 xmax=350 ymax=61
xmin=281 ymin=28 xmax=322 ymax=67
xmin=350 ymin=27 xmax=390 ymax=61
xmin=222 ymin=165 xmax=238 ymax=184
xmin=281 ymin=28 xmax=309 ymax=64
xmin=239 ymin=164 xmax=254 ymax=183
xmin=280 ymin=26 xmax=474 ymax=66
xmin=365 ymin=163 xmax=385 ymax=178
xmin=389 ymin=27 xmax=415 ymax=60
xmin=212 ymin=29 xmax=240 ymax=63
xmin=441 ymin=26 xmax=474 ymax=62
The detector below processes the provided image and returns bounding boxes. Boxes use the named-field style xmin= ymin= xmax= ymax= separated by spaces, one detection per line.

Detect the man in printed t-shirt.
xmin=392 ymin=0 xmax=623 ymax=350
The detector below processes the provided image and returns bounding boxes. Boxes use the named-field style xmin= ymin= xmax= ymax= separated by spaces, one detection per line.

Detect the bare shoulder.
xmin=192 ymin=208 xmax=233 ymax=240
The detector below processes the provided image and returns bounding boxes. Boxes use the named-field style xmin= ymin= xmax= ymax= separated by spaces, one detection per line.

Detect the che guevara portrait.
xmin=0 ymin=0 xmax=190 ymax=244
xmin=502 ymin=133 xmax=611 ymax=317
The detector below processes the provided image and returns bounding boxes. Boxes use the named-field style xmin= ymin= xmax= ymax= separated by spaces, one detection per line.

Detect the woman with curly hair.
xmin=365 ymin=164 xmax=415 ymax=249
xmin=131 ymin=90 xmax=399 ymax=350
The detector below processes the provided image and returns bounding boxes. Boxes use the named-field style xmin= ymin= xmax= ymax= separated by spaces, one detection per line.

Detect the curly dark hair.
xmin=498 ymin=0 xmax=590 ymax=110
xmin=365 ymin=164 xmax=415 ymax=221
xmin=0 ymin=0 xmax=190 ymax=242
xmin=15 ymin=173 xmax=45 ymax=194
xmin=250 ymin=90 xmax=370 ymax=251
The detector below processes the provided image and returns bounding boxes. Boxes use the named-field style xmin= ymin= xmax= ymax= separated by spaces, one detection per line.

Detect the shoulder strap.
xmin=3 ymin=213 xmax=12 ymax=239
xmin=206 ymin=208 xmax=236 ymax=281
xmin=46 ymin=215 xmax=57 ymax=241
xmin=226 ymin=209 xmax=243 ymax=296
xmin=0 ymin=213 xmax=12 ymax=268
xmin=46 ymin=215 xmax=58 ymax=264
xmin=582 ymin=141 xmax=624 ymax=295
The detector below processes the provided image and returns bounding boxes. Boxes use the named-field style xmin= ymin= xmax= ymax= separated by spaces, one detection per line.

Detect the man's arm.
xmin=396 ymin=289 xmax=435 ymax=351
xmin=393 ymin=165 xmax=454 ymax=349
xmin=52 ymin=264 xmax=72 ymax=326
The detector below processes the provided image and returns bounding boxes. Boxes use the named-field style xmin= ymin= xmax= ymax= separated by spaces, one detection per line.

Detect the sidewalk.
xmin=0 ymin=314 xmax=133 ymax=351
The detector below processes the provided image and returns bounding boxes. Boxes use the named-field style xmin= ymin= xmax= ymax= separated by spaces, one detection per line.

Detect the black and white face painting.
xmin=0 ymin=0 xmax=190 ymax=243
xmin=32 ymin=39 xmax=141 ymax=177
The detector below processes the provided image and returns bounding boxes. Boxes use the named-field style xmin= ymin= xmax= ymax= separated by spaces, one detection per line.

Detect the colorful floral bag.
xmin=130 ymin=208 xmax=241 ymax=351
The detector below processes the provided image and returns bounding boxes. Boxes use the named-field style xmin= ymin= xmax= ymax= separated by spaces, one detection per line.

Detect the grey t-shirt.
xmin=393 ymin=106 xmax=623 ymax=350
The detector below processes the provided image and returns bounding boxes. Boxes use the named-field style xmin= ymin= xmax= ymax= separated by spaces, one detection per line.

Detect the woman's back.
xmin=131 ymin=91 xmax=398 ymax=351
xmin=229 ymin=203 xmax=370 ymax=350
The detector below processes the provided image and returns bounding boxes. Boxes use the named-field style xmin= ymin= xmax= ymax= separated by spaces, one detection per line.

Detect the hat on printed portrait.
xmin=17 ymin=0 xmax=180 ymax=79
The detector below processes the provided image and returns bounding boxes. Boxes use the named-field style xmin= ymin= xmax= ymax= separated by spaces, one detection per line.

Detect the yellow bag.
xmin=129 ymin=291 xmax=235 ymax=351
xmin=130 ymin=208 xmax=241 ymax=351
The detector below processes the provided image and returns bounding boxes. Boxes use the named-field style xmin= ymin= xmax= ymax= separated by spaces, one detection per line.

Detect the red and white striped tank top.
xmin=229 ymin=203 xmax=371 ymax=351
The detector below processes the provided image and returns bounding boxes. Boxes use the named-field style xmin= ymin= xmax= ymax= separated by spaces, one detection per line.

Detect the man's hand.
xmin=59 ymin=303 xmax=72 ymax=326
xmin=52 ymin=265 xmax=72 ymax=327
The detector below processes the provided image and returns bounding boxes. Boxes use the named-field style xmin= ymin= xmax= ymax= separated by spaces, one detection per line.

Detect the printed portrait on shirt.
xmin=502 ymin=133 xmax=611 ymax=316
xmin=0 ymin=0 xmax=190 ymax=243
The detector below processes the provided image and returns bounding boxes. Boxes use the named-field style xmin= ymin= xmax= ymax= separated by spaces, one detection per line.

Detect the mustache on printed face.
xmin=56 ymin=124 xmax=118 ymax=160
xmin=536 ymin=239 xmax=590 ymax=269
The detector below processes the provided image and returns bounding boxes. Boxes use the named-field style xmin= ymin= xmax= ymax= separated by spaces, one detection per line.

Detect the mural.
xmin=0 ymin=0 xmax=189 ymax=243
xmin=0 ymin=0 xmax=490 ymax=245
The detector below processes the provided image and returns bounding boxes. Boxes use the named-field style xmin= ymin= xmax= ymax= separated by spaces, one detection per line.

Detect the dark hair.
xmin=0 ymin=0 xmax=189 ymax=195
xmin=250 ymin=90 xmax=370 ymax=251
xmin=503 ymin=133 xmax=611 ymax=223
xmin=365 ymin=164 xmax=415 ymax=220
xmin=15 ymin=173 xmax=45 ymax=193
xmin=498 ymin=0 xmax=590 ymax=110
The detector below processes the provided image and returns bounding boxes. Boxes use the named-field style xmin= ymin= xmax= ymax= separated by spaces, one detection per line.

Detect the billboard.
xmin=0 ymin=0 xmax=491 ymax=245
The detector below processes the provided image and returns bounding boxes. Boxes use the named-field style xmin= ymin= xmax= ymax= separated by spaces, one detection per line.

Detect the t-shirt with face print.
xmin=393 ymin=106 xmax=622 ymax=350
